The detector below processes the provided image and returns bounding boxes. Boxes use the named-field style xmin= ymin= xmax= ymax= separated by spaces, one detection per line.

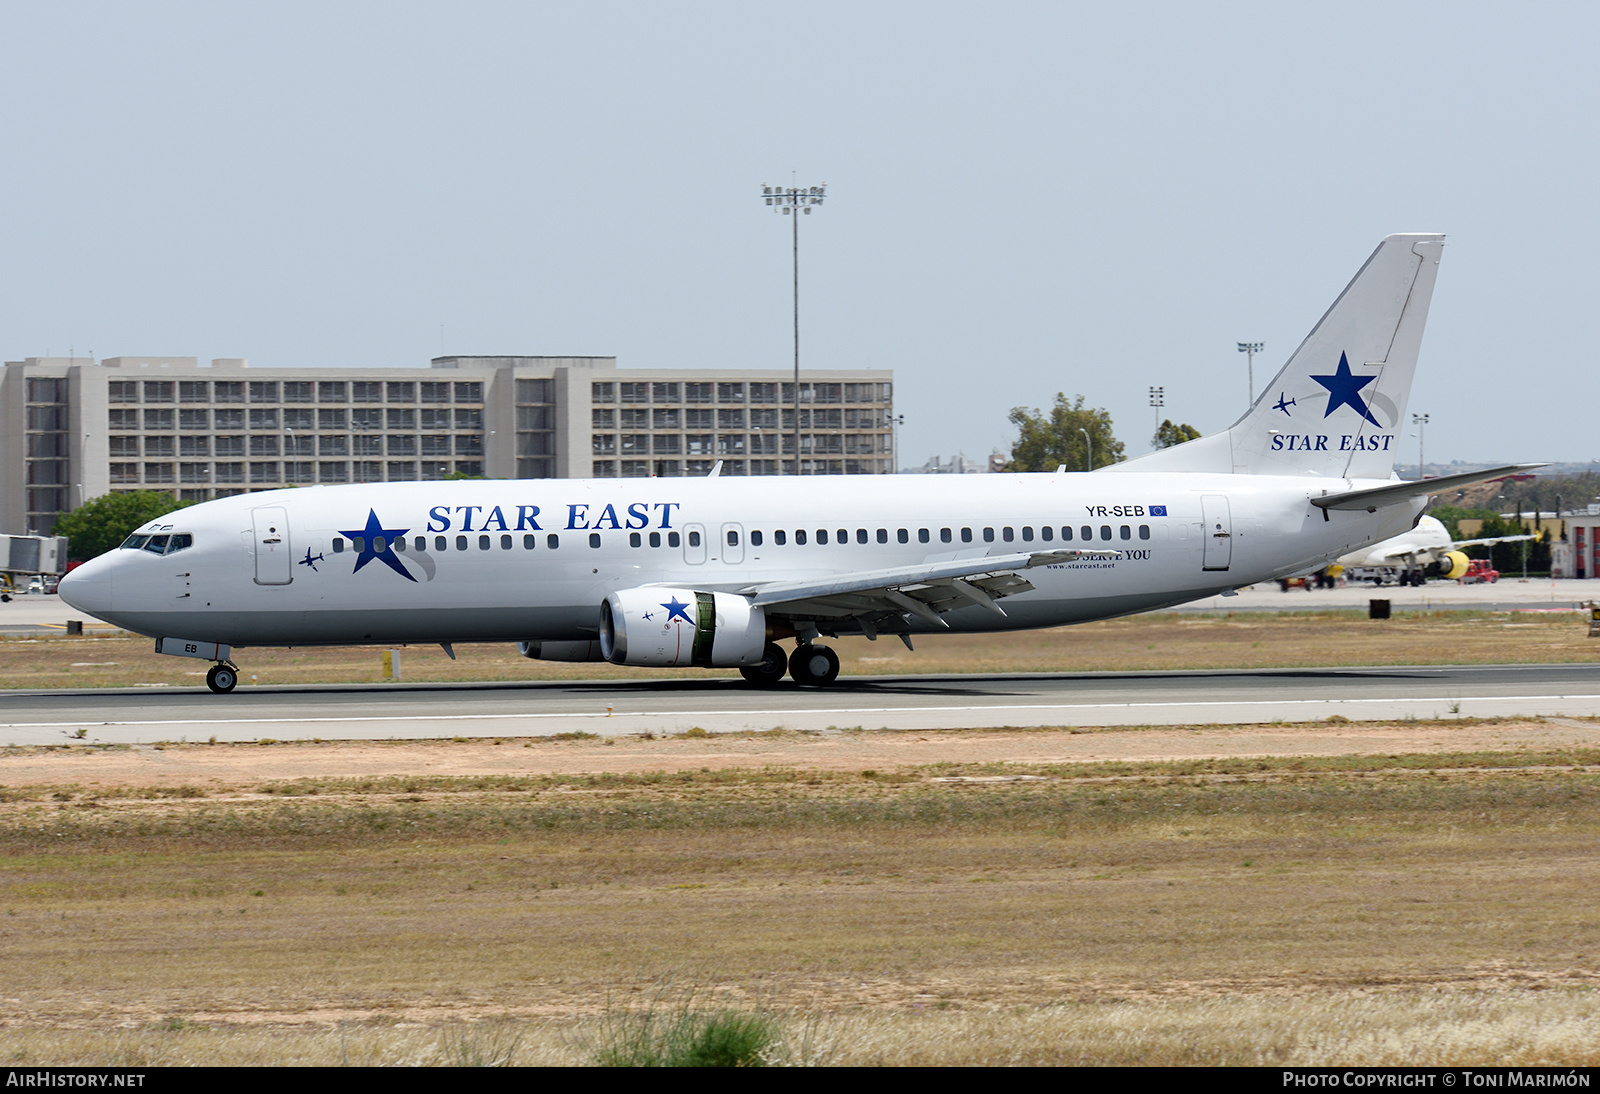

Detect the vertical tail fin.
xmin=1114 ymin=233 xmax=1444 ymax=479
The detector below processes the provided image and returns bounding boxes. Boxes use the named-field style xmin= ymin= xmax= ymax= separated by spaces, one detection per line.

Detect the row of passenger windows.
xmin=329 ymin=523 xmax=1154 ymax=555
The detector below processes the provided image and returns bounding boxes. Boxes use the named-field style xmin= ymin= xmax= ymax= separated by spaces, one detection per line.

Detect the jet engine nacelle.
xmin=1433 ymin=550 xmax=1470 ymax=579
xmin=517 ymin=639 xmax=605 ymax=662
xmin=599 ymin=587 xmax=767 ymax=668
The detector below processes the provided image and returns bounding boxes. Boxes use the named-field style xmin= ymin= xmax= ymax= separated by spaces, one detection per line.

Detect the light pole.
xmin=885 ymin=413 xmax=904 ymax=474
xmin=1237 ymin=342 xmax=1264 ymax=406
xmin=1079 ymin=427 xmax=1092 ymax=472
xmin=1149 ymin=385 xmax=1164 ymax=438
xmin=762 ymin=181 xmax=827 ymax=473
xmin=1411 ymin=413 xmax=1429 ymax=478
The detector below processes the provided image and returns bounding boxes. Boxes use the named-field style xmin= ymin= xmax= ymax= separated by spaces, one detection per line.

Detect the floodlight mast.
xmin=1237 ymin=342 xmax=1264 ymax=406
xmin=763 ymin=182 xmax=827 ymax=473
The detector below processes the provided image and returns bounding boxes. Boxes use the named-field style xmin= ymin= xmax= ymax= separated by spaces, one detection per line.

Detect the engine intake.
xmin=599 ymin=587 xmax=767 ymax=668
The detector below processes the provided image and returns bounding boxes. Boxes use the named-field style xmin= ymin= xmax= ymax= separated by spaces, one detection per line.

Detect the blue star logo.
xmin=660 ymin=596 xmax=693 ymax=624
xmin=339 ymin=509 xmax=416 ymax=582
xmin=1310 ymin=352 xmax=1382 ymax=427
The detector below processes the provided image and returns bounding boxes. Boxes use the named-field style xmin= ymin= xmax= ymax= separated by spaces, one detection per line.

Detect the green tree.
xmin=1153 ymin=419 xmax=1202 ymax=449
xmin=52 ymin=491 xmax=193 ymax=561
xmin=1002 ymin=393 xmax=1124 ymax=472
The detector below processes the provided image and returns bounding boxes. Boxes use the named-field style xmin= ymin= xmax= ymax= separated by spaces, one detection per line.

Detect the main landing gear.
xmin=739 ymin=642 xmax=789 ymax=687
xmin=788 ymin=643 xmax=840 ymax=687
xmin=205 ymin=663 xmax=239 ymax=694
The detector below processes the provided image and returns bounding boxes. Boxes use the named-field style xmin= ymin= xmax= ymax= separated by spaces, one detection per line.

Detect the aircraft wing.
xmin=1311 ymin=464 xmax=1546 ymax=512
xmin=1453 ymin=534 xmax=1536 ymax=549
xmin=740 ymin=548 xmax=1120 ymax=628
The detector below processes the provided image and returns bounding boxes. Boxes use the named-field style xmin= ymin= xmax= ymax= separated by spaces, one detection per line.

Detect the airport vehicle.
xmin=1332 ymin=514 xmax=1533 ymax=586
xmin=1459 ymin=559 xmax=1500 ymax=584
xmin=59 ymin=233 xmax=1538 ymax=693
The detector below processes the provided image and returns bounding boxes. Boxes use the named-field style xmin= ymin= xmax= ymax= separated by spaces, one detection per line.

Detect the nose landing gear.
xmin=205 ymin=663 xmax=239 ymax=694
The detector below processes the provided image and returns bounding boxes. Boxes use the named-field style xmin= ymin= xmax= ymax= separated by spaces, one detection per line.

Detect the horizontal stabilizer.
xmin=1311 ymin=464 xmax=1546 ymax=512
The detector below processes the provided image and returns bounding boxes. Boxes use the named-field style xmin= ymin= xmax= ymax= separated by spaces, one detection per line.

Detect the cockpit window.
xmin=122 ymin=532 xmax=192 ymax=555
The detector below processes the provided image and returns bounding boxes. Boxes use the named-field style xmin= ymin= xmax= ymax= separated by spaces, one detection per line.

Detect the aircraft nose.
xmin=58 ymin=555 xmax=114 ymax=619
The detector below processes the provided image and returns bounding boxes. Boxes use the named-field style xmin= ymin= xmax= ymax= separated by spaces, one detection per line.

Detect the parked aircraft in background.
xmin=1333 ymin=514 xmax=1535 ymax=585
xmin=60 ymin=233 xmax=1538 ymax=692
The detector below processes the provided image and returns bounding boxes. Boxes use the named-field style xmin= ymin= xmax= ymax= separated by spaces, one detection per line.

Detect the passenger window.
xmin=1139 ymin=525 xmax=1150 ymax=540
xmin=982 ymin=528 xmax=994 ymax=543
xmin=649 ymin=531 xmax=661 ymax=548
xmin=547 ymin=534 xmax=560 ymax=549
xmin=667 ymin=531 xmax=680 ymax=548
xmin=940 ymin=528 xmax=952 ymax=543
xmin=479 ymin=535 xmax=490 ymax=550
xmin=1061 ymin=526 xmax=1072 ymax=541
xmin=897 ymin=529 xmax=908 ymax=544
xmin=352 ymin=537 xmax=367 ymax=553
xmin=727 ymin=530 xmax=739 ymax=547
xmin=961 ymin=528 xmax=973 ymax=543
xmin=522 ymin=534 xmax=535 ymax=549
xmin=1002 ymin=527 xmax=1014 ymax=542
xmin=796 ymin=529 xmax=808 ymax=545
xmin=817 ymin=530 xmax=828 ymax=545
xmin=1081 ymin=526 xmax=1093 ymax=540
xmin=1021 ymin=527 xmax=1033 ymax=542
xmin=751 ymin=530 xmax=763 ymax=547
xmin=774 ymin=530 xmax=786 ymax=546
xmin=589 ymin=533 xmax=602 ymax=548
xmin=857 ymin=529 xmax=868 ymax=544
xmin=394 ymin=537 xmax=406 ymax=553
xmin=414 ymin=536 xmax=425 ymax=552
xmin=332 ymin=539 xmax=344 ymax=554
xmin=1041 ymin=526 xmax=1053 ymax=541
xmin=917 ymin=528 xmax=929 ymax=544
xmin=876 ymin=529 xmax=888 ymax=544
xmin=456 ymin=535 xmax=468 ymax=551
xmin=501 ymin=534 xmax=513 ymax=549
xmin=1100 ymin=525 xmax=1112 ymax=540
xmin=837 ymin=529 xmax=848 ymax=544
xmin=688 ymin=530 xmax=701 ymax=547
xmin=1120 ymin=525 xmax=1131 ymax=540
xmin=630 ymin=532 xmax=642 ymax=547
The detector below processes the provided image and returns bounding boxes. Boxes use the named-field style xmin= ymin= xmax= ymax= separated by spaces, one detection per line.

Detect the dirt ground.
xmin=7 ymin=716 xmax=1600 ymax=790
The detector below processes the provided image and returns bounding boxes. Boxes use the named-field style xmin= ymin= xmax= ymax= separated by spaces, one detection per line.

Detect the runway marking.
xmin=8 ymin=693 xmax=1600 ymax=730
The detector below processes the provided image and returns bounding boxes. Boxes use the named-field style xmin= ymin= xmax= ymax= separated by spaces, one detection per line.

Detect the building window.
xmin=318 ymin=381 xmax=348 ymax=403
xmin=248 ymin=381 xmax=278 ymax=403
xmin=283 ymin=381 xmax=313 ymax=403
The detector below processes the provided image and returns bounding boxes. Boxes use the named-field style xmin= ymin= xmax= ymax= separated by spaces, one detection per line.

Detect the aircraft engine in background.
xmin=599 ymin=588 xmax=767 ymax=668
xmin=516 ymin=640 xmax=605 ymax=662
xmin=1432 ymin=550 xmax=1471 ymax=579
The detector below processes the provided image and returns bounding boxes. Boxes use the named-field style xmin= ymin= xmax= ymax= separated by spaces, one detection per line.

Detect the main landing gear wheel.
xmin=739 ymin=642 xmax=789 ymax=688
xmin=206 ymin=664 xmax=238 ymax=694
xmin=789 ymin=643 xmax=840 ymax=687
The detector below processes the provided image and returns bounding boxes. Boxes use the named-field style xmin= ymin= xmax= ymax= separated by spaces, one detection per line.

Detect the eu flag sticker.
xmin=1149 ymin=505 xmax=1168 ymax=516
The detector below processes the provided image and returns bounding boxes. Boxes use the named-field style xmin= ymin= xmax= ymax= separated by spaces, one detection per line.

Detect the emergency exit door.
xmin=252 ymin=507 xmax=293 ymax=585
xmin=1200 ymin=495 xmax=1232 ymax=571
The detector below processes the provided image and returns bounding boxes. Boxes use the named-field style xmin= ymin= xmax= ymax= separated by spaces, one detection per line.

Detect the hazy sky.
xmin=3 ymin=2 xmax=1595 ymax=470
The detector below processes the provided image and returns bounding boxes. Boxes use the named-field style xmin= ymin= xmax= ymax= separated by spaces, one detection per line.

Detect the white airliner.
xmin=1332 ymin=514 xmax=1534 ymax=586
xmin=60 ymin=233 xmax=1538 ymax=693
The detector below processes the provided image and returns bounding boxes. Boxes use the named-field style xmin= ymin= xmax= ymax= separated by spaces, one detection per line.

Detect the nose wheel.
xmin=789 ymin=643 xmax=840 ymax=687
xmin=206 ymin=663 xmax=238 ymax=694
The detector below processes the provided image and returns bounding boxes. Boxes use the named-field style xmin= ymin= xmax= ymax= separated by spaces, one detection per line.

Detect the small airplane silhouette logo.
xmin=1273 ymin=393 xmax=1297 ymax=416
xmin=298 ymin=548 xmax=325 ymax=572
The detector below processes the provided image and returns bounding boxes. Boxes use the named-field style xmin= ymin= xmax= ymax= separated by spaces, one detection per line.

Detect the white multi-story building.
xmin=1 ymin=355 xmax=895 ymax=536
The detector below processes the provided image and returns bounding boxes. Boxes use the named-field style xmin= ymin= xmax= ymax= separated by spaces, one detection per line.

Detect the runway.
xmin=4 ymin=662 xmax=1598 ymax=746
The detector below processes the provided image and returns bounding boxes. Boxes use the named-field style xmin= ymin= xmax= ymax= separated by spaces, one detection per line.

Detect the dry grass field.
xmin=3 ymin=728 xmax=1600 ymax=1065
xmin=4 ymin=612 xmax=1598 ymax=1065
xmin=3 ymin=608 xmax=1596 ymax=690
